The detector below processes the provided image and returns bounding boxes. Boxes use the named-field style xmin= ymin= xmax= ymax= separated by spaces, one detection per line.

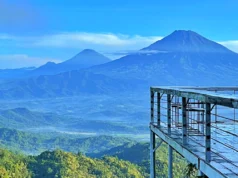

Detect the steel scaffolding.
xmin=150 ymin=86 xmax=238 ymax=178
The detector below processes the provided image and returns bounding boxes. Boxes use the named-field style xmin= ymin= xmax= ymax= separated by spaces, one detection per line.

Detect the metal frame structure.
xmin=150 ymin=86 xmax=238 ymax=178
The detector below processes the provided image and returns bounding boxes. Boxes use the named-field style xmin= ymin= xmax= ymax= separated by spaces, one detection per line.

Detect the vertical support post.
xmin=215 ymin=105 xmax=217 ymax=123
xmin=167 ymin=94 xmax=171 ymax=134
xmin=182 ymin=97 xmax=187 ymax=145
xmin=197 ymin=101 xmax=200 ymax=133
xmin=205 ymin=103 xmax=211 ymax=162
xmin=150 ymin=131 xmax=156 ymax=178
xmin=157 ymin=92 xmax=161 ymax=126
xmin=201 ymin=104 xmax=205 ymax=135
xmin=186 ymin=100 xmax=190 ymax=135
xmin=150 ymin=89 xmax=155 ymax=178
xmin=234 ymin=90 xmax=236 ymax=121
xmin=175 ymin=97 xmax=179 ymax=127
xmin=151 ymin=90 xmax=155 ymax=123
xmin=215 ymin=91 xmax=217 ymax=123
xmin=168 ymin=145 xmax=173 ymax=178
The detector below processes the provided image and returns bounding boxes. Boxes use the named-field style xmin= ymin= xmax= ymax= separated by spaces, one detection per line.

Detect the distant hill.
xmin=90 ymin=142 xmax=189 ymax=177
xmin=30 ymin=49 xmax=111 ymax=76
xmin=0 ymin=127 xmax=133 ymax=155
xmin=0 ymin=49 xmax=110 ymax=79
xmin=0 ymin=67 xmax=35 ymax=80
xmin=0 ymin=108 xmax=62 ymax=129
xmin=29 ymin=150 xmax=144 ymax=178
xmin=0 ymin=107 xmax=147 ymax=135
xmin=90 ymin=142 xmax=149 ymax=164
xmin=62 ymin=49 xmax=110 ymax=67
xmin=0 ymin=70 xmax=138 ymax=99
xmin=90 ymin=30 xmax=238 ymax=86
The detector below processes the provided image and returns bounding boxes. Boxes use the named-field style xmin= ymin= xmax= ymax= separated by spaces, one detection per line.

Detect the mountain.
xmin=62 ymin=49 xmax=110 ymax=67
xmin=0 ymin=30 xmax=237 ymax=99
xmin=142 ymin=30 xmax=232 ymax=53
xmin=0 ymin=108 xmax=63 ymax=128
xmin=89 ymin=30 xmax=238 ymax=86
xmin=0 ymin=67 xmax=36 ymax=80
xmin=90 ymin=142 xmax=150 ymax=164
xmin=0 ymin=70 xmax=137 ymax=99
xmin=31 ymin=49 xmax=111 ymax=76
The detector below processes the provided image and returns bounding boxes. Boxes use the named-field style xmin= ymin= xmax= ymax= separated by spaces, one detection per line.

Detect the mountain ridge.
xmin=29 ymin=49 xmax=111 ymax=76
xmin=0 ymin=30 xmax=238 ymax=99
xmin=88 ymin=30 xmax=238 ymax=86
xmin=142 ymin=30 xmax=234 ymax=53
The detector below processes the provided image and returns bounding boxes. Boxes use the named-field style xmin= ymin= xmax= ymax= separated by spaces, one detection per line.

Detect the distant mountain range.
xmin=0 ymin=70 xmax=138 ymax=99
xmin=0 ymin=49 xmax=110 ymax=79
xmin=90 ymin=30 xmax=238 ymax=86
xmin=0 ymin=30 xmax=237 ymax=99
xmin=30 ymin=49 xmax=111 ymax=76
xmin=0 ymin=67 xmax=35 ymax=80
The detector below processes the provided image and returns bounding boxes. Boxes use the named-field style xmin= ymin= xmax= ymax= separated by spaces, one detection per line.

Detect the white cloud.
xmin=31 ymin=32 xmax=238 ymax=54
xmin=2 ymin=32 xmax=238 ymax=54
xmin=0 ymin=32 xmax=163 ymax=60
xmin=33 ymin=32 xmax=163 ymax=49
xmin=0 ymin=54 xmax=61 ymax=69
xmin=219 ymin=41 xmax=238 ymax=53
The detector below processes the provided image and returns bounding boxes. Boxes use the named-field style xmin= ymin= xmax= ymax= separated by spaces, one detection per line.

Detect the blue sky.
xmin=0 ymin=0 xmax=238 ymax=68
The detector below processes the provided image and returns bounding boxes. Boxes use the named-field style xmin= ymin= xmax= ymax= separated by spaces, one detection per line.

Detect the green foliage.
xmin=91 ymin=141 xmax=197 ymax=178
xmin=185 ymin=163 xmax=197 ymax=178
xmin=0 ymin=127 xmax=198 ymax=178
xmin=0 ymin=148 xmax=144 ymax=178
xmin=0 ymin=148 xmax=31 ymax=178
xmin=0 ymin=139 xmax=200 ymax=178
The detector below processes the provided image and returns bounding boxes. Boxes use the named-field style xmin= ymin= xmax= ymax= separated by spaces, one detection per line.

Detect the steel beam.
xmin=157 ymin=92 xmax=161 ymax=126
xmin=168 ymin=145 xmax=173 ymax=178
xmin=151 ymin=87 xmax=238 ymax=109
xmin=175 ymin=97 xmax=179 ymax=126
xmin=151 ymin=90 xmax=154 ymax=123
xmin=167 ymin=94 xmax=172 ymax=134
xmin=150 ymin=131 xmax=156 ymax=178
xmin=205 ymin=103 xmax=211 ymax=162
xmin=150 ymin=90 xmax=156 ymax=178
xmin=182 ymin=97 xmax=187 ymax=145
xmin=154 ymin=140 xmax=163 ymax=152
xmin=201 ymin=103 xmax=205 ymax=134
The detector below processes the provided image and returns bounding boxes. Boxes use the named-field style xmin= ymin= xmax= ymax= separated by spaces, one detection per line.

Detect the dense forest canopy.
xmin=0 ymin=148 xmax=144 ymax=178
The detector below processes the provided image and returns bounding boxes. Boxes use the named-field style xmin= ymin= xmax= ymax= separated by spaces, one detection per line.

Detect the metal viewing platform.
xmin=150 ymin=87 xmax=238 ymax=178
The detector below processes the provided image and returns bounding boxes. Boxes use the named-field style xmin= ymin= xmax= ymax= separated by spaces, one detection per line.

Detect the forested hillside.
xmin=90 ymin=142 xmax=196 ymax=178
xmin=0 ymin=128 xmax=132 ymax=155
xmin=0 ymin=148 xmax=144 ymax=178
